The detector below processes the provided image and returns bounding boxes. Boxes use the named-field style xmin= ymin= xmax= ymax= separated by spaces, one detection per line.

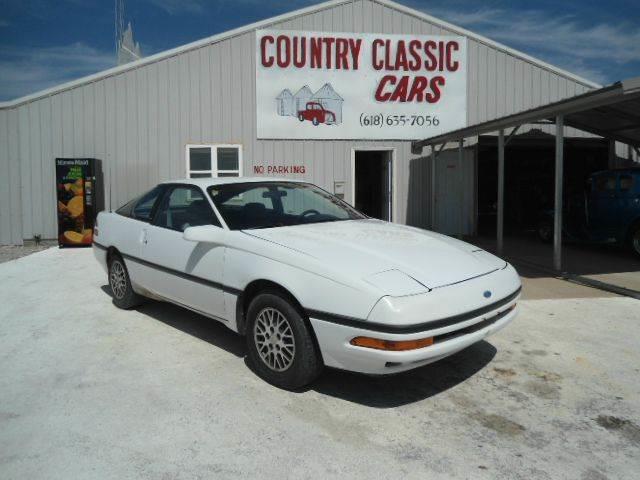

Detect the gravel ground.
xmin=0 ymin=242 xmax=57 ymax=264
xmin=0 ymin=248 xmax=639 ymax=479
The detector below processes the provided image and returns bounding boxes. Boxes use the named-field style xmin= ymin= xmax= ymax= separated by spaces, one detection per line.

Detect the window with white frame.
xmin=186 ymin=145 xmax=242 ymax=178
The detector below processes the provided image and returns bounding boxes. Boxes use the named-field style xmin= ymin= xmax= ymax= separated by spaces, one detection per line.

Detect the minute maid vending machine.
xmin=55 ymin=158 xmax=103 ymax=248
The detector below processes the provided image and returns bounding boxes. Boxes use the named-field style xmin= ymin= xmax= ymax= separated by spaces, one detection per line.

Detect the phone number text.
xmin=359 ymin=113 xmax=440 ymax=128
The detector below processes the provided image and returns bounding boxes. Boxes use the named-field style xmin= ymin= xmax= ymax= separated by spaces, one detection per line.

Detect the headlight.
xmin=363 ymin=269 xmax=428 ymax=296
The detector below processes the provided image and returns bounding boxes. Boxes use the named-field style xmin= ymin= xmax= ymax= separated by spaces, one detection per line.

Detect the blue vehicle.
xmin=537 ymin=168 xmax=640 ymax=257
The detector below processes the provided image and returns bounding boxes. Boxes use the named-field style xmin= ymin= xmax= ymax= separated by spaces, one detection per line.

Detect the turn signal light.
xmin=350 ymin=336 xmax=434 ymax=351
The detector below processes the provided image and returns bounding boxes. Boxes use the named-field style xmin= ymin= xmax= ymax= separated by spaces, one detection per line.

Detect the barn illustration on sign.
xmin=276 ymin=83 xmax=343 ymax=125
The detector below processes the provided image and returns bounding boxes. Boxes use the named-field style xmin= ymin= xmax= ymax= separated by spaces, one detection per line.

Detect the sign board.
xmin=256 ymin=29 xmax=467 ymax=140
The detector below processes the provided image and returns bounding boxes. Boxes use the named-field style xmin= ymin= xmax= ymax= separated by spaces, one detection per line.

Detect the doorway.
xmin=353 ymin=149 xmax=394 ymax=221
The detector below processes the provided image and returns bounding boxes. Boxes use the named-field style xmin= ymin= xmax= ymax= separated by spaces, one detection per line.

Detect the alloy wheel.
xmin=253 ymin=307 xmax=296 ymax=372
xmin=109 ymin=260 xmax=127 ymax=299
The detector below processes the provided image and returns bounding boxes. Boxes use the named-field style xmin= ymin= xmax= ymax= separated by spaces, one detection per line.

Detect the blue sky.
xmin=1 ymin=0 xmax=638 ymax=101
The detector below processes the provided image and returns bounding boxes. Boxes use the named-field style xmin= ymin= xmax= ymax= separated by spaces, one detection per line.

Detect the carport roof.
xmin=413 ymin=76 xmax=640 ymax=151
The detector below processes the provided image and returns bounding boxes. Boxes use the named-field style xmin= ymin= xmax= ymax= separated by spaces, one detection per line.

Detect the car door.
xmin=616 ymin=173 xmax=640 ymax=240
xmin=114 ymin=185 xmax=167 ymax=288
xmin=588 ymin=173 xmax=618 ymax=239
xmin=139 ymin=184 xmax=228 ymax=320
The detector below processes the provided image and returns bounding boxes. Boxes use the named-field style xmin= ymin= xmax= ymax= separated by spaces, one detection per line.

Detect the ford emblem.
xmin=483 ymin=290 xmax=492 ymax=298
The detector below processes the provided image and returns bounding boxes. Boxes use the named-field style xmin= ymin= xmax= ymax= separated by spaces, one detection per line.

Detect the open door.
xmin=354 ymin=150 xmax=393 ymax=221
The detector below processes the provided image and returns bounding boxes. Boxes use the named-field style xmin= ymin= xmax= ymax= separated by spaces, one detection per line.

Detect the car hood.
xmin=243 ymin=219 xmax=506 ymax=291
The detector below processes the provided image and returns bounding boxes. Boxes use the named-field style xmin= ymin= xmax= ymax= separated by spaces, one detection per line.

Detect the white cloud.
xmin=420 ymin=5 xmax=640 ymax=83
xmin=0 ymin=43 xmax=114 ymax=100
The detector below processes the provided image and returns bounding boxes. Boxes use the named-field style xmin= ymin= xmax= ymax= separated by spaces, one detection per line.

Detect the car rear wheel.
xmin=246 ymin=291 xmax=323 ymax=389
xmin=537 ymin=219 xmax=553 ymax=243
xmin=312 ymin=117 xmax=319 ymax=126
xmin=108 ymin=254 xmax=143 ymax=309
xmin=298 ymin=114 xmax=304 ymax=122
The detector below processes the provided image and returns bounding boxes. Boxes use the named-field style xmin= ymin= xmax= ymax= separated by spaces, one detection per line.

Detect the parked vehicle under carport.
xmin=537 ymin=168 xmax=640 ymax=257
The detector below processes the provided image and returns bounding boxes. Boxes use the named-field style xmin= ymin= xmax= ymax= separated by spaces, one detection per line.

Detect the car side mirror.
xmin=183 ymin=225 xmax=226 ymax=244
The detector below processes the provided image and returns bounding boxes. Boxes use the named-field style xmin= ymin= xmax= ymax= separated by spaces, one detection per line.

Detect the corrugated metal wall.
xmin=0 ymin=0 xmax=597 ymax=244
xmin=0 ymin=108 xmax=24 ymax=245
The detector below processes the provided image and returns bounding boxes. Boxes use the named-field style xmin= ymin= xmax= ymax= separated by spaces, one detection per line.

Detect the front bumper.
xmin=310 ymin=274 xmax=521 ymax=375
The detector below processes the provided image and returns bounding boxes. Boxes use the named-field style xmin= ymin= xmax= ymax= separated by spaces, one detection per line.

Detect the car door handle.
xmin=140 ymin=229 xmax=148 ymax=245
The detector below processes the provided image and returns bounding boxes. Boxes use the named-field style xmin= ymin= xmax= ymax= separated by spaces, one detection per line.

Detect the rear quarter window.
xmin=116 ymin=185 xmax=165 ymax=221
xmin=620 ymin=174 xmax=634 ymax=192
xmin=594 ymin=175 xmax=616 ymax=193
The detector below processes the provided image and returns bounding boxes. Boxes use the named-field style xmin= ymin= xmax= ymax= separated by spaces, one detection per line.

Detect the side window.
xmin=210 ymin=186 xmax=275 ymax=230
xmin=154 ymin=186 xmax=220 ymax=232
xmin=620 ymin=174 xmax=634 ymax=192
xmin=594 ymin=175 xmax=616 ymax=193
xmin=117 ymin=186 xmax=164 ymax=221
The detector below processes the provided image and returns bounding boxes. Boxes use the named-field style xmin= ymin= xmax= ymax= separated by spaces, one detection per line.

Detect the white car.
xmin=93 ymin=178 xmax=521 ymax=389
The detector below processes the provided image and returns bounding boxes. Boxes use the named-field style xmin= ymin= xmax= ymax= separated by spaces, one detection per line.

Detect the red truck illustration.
xmin=297 ymin=102 xmax=336 ymax=126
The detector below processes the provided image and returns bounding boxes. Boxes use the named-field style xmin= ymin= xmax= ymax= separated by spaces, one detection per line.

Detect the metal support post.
xmin=554 ymin=115 xmax=564 ymax=271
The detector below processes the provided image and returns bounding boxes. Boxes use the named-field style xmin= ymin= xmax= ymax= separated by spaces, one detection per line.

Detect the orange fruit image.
xmin=70 ymin=178 xmax=84 ymax=196
xmin=63 ymin=231 xmax=84 ymax=244
xmin=70 ymin=185 xmax=84 ymax=196
xmin=67 ymin=196 xmax=84 ymax=218
xmin=82 ymin=229 xmax=93 ymax=243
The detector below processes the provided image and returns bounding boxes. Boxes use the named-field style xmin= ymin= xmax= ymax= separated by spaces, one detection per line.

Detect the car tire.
xmin=246 ymin=291 xmax=323 ymax=390
xmin=108 ymin=254 xmax=143 ymax=309
xmin=298 ymin=114 xmax=304 ymax=122
xmin=537 ymin=220 xmax=553 ymax=243
xmin=629 ymin=222 xmax=640 ymax=258
xmin=312 ymin=117 xmax=319 ymax=126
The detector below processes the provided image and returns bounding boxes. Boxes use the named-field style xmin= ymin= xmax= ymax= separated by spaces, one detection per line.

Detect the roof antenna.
xmin=115 ymin=0 xmax=142 ymax=65
xmin=115 ymin=0 xmax=124 ymax=60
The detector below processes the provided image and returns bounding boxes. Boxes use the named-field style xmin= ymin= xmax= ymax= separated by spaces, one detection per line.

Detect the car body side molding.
xmin=95 ymin=241 xmax=520 ymax=334
xmin=93 ymin=241 xmax=242 ymax=296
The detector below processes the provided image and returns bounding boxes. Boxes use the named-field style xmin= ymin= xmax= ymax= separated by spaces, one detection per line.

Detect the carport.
xmin=412 ymin=77 xmax=640 ymax=283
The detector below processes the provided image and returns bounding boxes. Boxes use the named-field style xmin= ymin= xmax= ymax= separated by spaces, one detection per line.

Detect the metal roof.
xmin=413 ymin=76 xmax=640 ymax=151
xmin=0 ymin=0 xmax=599 ymax=109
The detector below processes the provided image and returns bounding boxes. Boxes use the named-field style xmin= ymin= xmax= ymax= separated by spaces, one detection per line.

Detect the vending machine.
xmin=55 ymin=158 xmax=103 ymax=248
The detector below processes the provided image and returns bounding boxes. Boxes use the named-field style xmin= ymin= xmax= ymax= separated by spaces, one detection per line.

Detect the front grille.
xmin=433 ymin=305 xmax=515 ymax=344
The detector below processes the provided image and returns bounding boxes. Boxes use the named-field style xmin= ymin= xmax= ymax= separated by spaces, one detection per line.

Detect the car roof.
xmin=591 ymin=167 xmax=640 ymax=176
xmin=160 ymin=177 xmax=310 ymax=188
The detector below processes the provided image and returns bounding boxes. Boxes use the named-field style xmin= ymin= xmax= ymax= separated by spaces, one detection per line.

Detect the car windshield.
xmin=208 ymin=181 xmax=366 ymax=230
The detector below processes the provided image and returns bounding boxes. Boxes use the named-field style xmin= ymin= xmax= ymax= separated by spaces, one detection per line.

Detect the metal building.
xmin=0 ymin=0 xmax=601 ymax=245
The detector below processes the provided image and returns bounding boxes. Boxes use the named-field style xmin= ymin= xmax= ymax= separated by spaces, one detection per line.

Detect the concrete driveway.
xmin=1 ymin=248 xmax=639 ymax=479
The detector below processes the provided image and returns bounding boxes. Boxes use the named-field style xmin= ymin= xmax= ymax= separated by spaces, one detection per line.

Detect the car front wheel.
xmin=246 ymin=291 xmax=323 ymax=389
xmin=108 ymin=254 xmax=143 ymax=309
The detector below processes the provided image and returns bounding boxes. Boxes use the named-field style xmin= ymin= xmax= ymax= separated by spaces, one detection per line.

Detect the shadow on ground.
xmin=310 ymin=341 xmax=495 ymax=408
xmin=100 ymin=285 xmax=245 ymax=357
xmin=101 ymin=285 xmax=496 ymax=407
